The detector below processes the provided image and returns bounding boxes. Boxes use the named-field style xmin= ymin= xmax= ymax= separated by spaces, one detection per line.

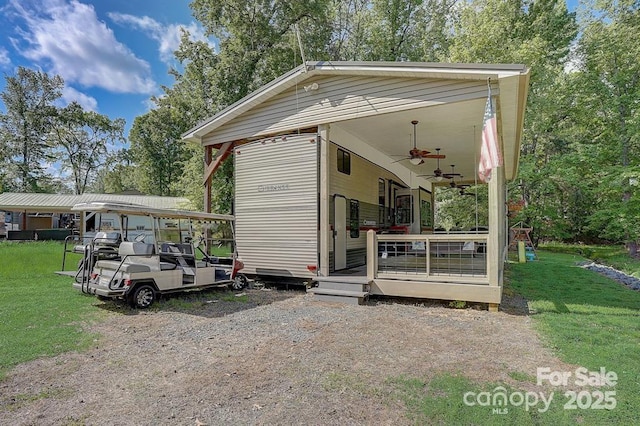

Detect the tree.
xmin=190 ymin=0 xmax=334 ymax=105
xmin=573 ymin=0 xmax=640 ymax=254
xmin=0 ymin=67 xmax=63 ymax=192
xmin=129 ymin=106 xmax=189 ymax=196
xmin=90 ymin=151 xmax=139 ymax=194
xmin=50 ymin=102 xmax=125 ymax=194
xmin=364 ymin=0 xmax=423 ymax=61
xmin=448 ymin=1 xmax=580 ymax=244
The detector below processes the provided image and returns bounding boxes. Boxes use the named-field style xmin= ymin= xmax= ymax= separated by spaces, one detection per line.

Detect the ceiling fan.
xmin=393 ymin=120 xmax=446 ymax=165
xmin=445 ymin=167 xmax=472 ymax=195
xmin=443 ymin=164 xmax=461 ymax=180
xmin=418 ymin=148 xmax=447 ymax=180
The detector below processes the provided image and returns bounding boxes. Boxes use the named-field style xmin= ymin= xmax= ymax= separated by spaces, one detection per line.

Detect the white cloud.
xmin=62 ymin=86 xmax=98 ymax=111
xmin=0 ymin=47 xmax=10 ymax=66
xmin=8 ymin=0 xmax=155 ymax=94
xmin=108 ymin=12 xmax=214 ymax=64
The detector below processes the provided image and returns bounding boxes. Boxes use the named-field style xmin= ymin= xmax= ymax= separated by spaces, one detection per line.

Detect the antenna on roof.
xmin=294 ymin=24 xmax=307 ymax=72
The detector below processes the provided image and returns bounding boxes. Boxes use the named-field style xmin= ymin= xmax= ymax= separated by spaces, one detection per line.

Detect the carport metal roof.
xmin=0 ymin=193 xmax=193 ymax=213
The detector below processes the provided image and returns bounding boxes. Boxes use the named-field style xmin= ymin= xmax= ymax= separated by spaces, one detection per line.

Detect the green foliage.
xmin=0 ymin=242 xmax=101 ymax=379
xmin=1 ymin=0 xmax=637 ymax=250
xmin=190 ymin=0 xmax=333 ymax=105
xmin=0 ymin=67 xmax=64 ymax=192
xmin=447 ymin=300 xmax=467 ymax=309
xmin=129 ymin=107 xmax=190 ymax=197
xmin=50 ymin=102 xmax=126 ymax=194
xmin=435 ymin=185 xmax=488 ymax=230
xmin=0 ymin=67 xmax=128 ymax=195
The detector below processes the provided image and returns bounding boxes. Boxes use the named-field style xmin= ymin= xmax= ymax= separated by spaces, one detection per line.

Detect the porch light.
xmin=409 ymin=157 xmax=424 ymax=166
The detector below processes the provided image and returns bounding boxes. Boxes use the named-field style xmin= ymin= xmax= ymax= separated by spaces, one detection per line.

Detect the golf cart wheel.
xmin=130 ymin=284 xmax=156 ymax=309
xmin=232 ymin=274 xmax=248 ymax=290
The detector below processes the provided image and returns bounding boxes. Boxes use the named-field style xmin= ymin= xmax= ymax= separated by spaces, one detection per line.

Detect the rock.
xmin=580 ymin=262 xmax=640 ymax=291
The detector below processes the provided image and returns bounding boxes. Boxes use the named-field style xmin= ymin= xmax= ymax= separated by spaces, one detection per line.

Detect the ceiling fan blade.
xmin=391 ymin=157 xmax=409 ymax=163
xmin=442 ymin=173 xmax=461 ymax=178
xmin=421 ymin=154 xmax=446 ymax=159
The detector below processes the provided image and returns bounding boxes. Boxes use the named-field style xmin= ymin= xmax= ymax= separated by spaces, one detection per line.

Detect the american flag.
xmin=478 ymin=86 xmax=502 ymax=182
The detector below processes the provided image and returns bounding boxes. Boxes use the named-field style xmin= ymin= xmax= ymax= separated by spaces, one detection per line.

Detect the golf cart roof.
xmin=71 ymin=202 xmax=234 ymax=222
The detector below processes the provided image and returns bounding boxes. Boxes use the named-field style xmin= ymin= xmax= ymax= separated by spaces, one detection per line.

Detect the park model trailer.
xmin=234 ymin=135 xmax=433 ymax=278
xmin=184 ymin=61 xmax=530 ymax=308
xmin=70 ymin=202 xmax=245 ymax=308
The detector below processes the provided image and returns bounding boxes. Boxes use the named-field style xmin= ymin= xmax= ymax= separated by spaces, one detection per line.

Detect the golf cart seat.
xmin=105 ymin=241 xmax=159 ymax=273
xmin=73 ymin=232 xmax=121 ymax=262
xmin=160 ymin=242 xmax=197 ymax=268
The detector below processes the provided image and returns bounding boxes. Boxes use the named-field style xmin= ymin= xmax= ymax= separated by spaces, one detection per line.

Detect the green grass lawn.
xmin=0 ymin=240 xmax=246 ymax=381
xmin=390 ymin=250 xmax=640 ymax=425
xmin=0 ymin=241 xmax=101 ymax=380
xmin=3 ymin=241 xmax=640 ymax=424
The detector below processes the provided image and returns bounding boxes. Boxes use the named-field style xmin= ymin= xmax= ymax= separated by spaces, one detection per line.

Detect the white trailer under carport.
xmin=234 ymin=134 xmax=319 ymax=278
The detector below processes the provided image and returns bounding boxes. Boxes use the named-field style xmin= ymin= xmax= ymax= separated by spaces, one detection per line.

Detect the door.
xmin=334 ymin=195 xmax=347 ymax=270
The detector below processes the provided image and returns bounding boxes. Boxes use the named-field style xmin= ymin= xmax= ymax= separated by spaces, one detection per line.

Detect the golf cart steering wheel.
xmin=134 ymin=233 xmax=146 ymax=243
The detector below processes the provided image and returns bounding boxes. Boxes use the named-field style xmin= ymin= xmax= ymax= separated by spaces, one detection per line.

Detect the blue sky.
xmin=0 ymin=0 xmax=580 ymax=143
xmin=0 ymin=0 xmax=214 ymax=138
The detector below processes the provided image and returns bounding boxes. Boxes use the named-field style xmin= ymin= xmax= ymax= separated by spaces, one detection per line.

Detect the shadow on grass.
xmin=93 ymin=286 xmax=302 ymax=318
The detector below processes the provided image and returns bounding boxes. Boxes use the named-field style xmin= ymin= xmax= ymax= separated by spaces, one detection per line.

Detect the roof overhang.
xmin=183 ymin=61 xmax=530 ymax=181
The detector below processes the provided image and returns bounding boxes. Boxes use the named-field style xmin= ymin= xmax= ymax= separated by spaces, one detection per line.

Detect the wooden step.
xmin=312 ymin=276 xmax=371 ymax=284
xmin=308 ymin=286 xmax=369 ymax=305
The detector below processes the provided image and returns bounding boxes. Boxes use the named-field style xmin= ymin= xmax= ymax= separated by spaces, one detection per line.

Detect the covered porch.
xmin=183 ymin=61 xmax=530 ymax=309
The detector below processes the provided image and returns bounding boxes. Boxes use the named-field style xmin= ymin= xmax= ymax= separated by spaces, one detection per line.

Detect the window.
xmin=337 ymin=148 xmax=351 ymax=175
xmin=349 ymin=199 xmax=360 ymax=238
xmin=378 ymin=179 xmax=386 ymax=226
xmin=420 ymin=199 xmax=432 ymax=228
xmin=395 ymin=194 xmax=412 ymax=225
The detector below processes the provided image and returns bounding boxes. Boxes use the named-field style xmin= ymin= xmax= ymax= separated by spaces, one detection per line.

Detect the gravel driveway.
xmin=0 ymin=288 xmax=570 ymax=425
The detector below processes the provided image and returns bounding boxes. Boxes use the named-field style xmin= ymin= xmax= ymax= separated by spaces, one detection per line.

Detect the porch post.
xmin=487 ymin=164 xmax=505 ymax=312
xmin=319 ymin=124 xmax=331 ymax=277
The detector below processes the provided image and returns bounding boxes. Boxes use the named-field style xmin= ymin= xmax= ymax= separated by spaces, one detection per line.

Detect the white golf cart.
xmin=70 ymin=202 xmax=246 ymax=308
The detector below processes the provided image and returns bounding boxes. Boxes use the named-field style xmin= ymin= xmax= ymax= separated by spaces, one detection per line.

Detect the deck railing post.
xmin=367 ymin=229 xmax=376 ymax=281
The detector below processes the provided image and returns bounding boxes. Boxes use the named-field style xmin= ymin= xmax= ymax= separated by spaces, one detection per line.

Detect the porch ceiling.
xmin=333 ymin=98 xmax=489 ymax=185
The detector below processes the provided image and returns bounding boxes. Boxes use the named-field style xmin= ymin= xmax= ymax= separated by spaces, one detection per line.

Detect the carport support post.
xmin=204 ymin=145 xmax=213 ymax=213
xmin=319 ymin=124 xmax=330 ymax=277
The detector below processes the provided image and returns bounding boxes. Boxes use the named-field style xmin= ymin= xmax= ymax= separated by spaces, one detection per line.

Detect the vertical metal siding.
xmin=234 ymin=134 xmax=318 ymax=278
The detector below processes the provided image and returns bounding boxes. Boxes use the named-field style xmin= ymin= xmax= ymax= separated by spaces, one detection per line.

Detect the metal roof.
xmin=181 ymin=60 xmax=530 ymax=182
xmin=0 ymin=193 xmax=195 ymax=213
xmin=182 ymin=60 xmax=529 ymax=143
